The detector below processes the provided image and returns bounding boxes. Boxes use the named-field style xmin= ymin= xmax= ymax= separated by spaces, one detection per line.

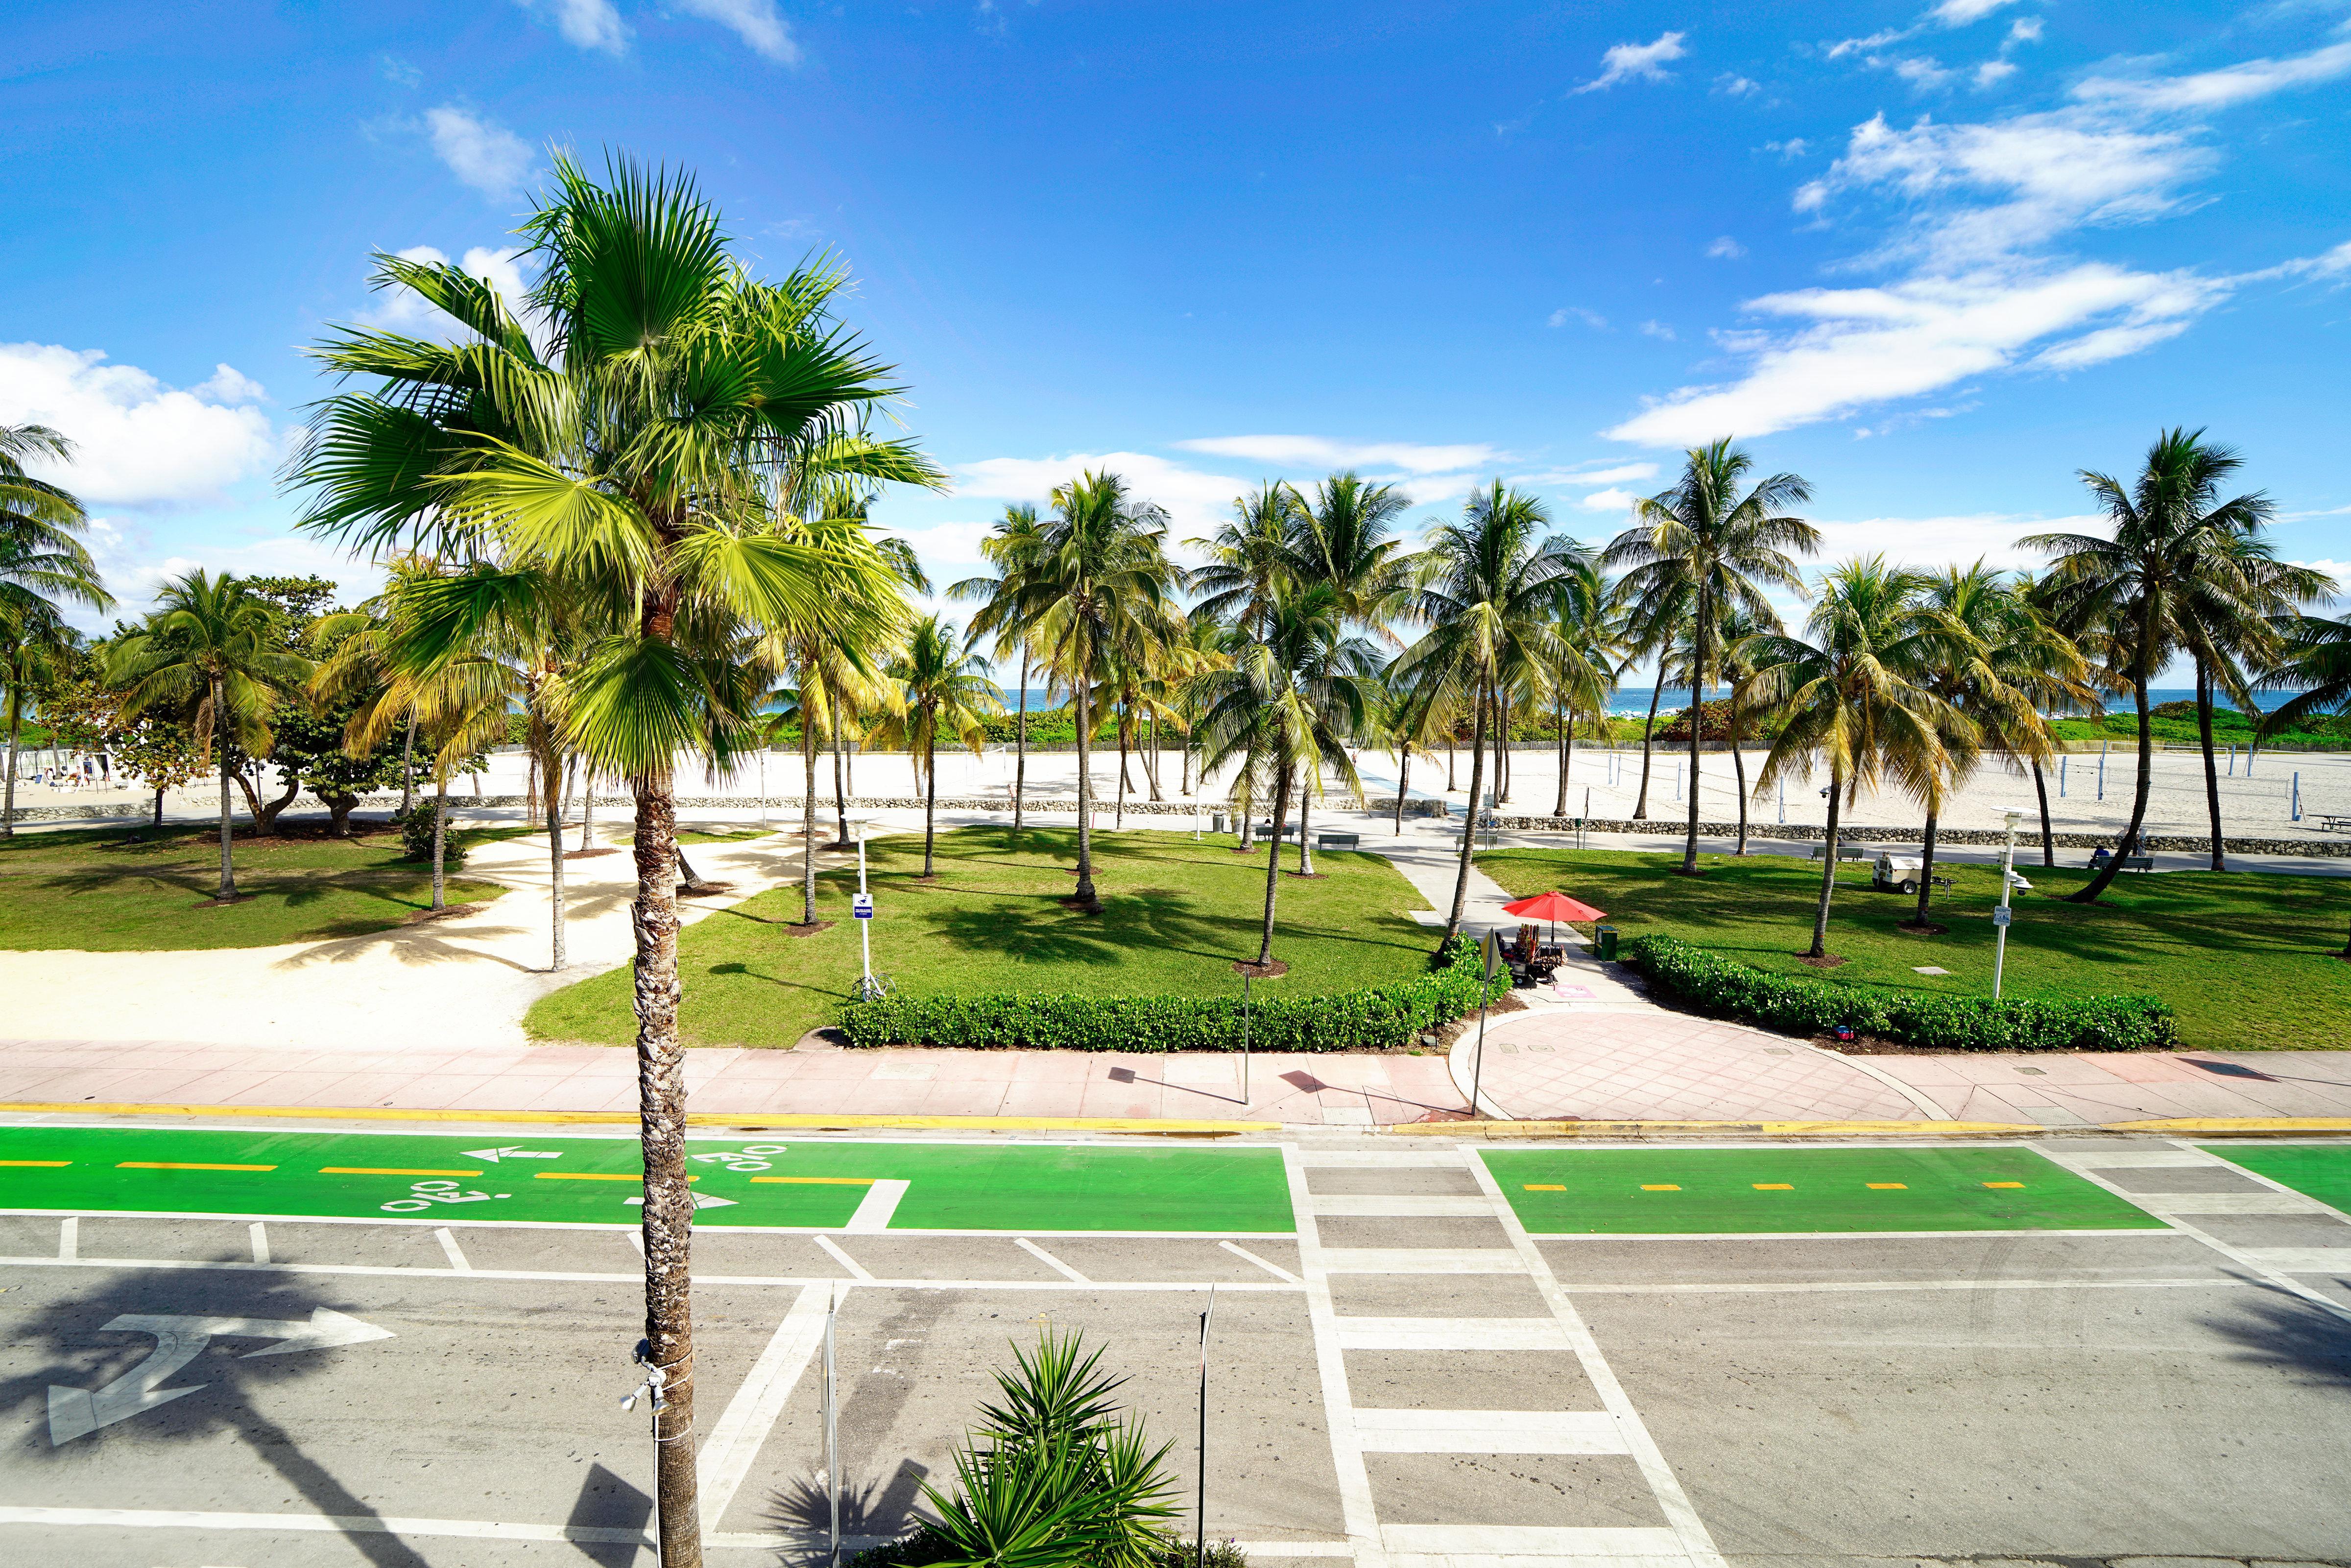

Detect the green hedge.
xmin=838 ymin=936 xmax=1508 ymax=1052
xmin=1623 ymin=933 xmax=2177 ymax=1052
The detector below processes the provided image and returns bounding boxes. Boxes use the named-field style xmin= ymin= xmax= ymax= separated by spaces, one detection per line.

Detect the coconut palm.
xmin=107 ymin=571 xmax=312 ymax=900
xmin=1747 ymin=557 xmax=1957 ymax=960
xmin=949 ymin=503 xmax=1048 ymax=835
xmin=871 ymin=614 xmax=1000 ymax=877
xmin=1394 ymin=482 xmax=1580 ymax=947
xmin=1615 ymin=572 xmax=1690 ymax=821
xmin=0 ymin=424 xmax=113 ymax=836
xmin=0 ymin=604 xmax=78 ymax=839
xmin=2024 ymin=429 xmax=2278 ymax=903
xmin=1003 ymin=472 xmax=1180 ymax=911
xmin=1187 ymin=481 xmax=1302 ymax=636
xmin=288 ymin=155 xmax=928 ymax=1566
xmin=1606 ymin=439 xmax=1818 ymax=874
xmin=1291 ymin=472 xmax=1414 ymax=636
xmin=2261 ymin=612 xmax=2351 ymax=954
xmin=1712 ymin=605 xmax=1769 ymax=854
xmin=1546 ymin=554 xmax=1618 ymax=819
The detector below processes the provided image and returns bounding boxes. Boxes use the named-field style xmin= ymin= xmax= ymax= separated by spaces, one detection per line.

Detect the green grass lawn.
xmin=0 ymin=821 xmax=511 ymax=951
xmin=527 ymin=824 xmax=1436 ymax=1047
xmin=1481 ymin=844 xmax=2351 ymax=1051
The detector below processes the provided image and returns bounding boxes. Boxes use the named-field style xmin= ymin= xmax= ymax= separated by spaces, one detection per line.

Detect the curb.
xmin=1382 ymin=1116 xmax=2351 ymax=1138
xmin=0 ymin=1100 xmax=1279 ymax=1136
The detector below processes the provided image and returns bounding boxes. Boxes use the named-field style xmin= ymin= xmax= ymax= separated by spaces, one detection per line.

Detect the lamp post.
xmin=1993 ymin=808 xmax=2020 ymax=1000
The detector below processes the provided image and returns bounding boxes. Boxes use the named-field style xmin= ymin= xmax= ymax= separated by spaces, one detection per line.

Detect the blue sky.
xmin=5 ymin=0 xmax=2347 ymax=675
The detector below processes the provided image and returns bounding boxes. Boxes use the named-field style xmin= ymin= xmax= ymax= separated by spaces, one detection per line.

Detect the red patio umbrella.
xmin=1501 ymin=890 xmax=1608 ymax=950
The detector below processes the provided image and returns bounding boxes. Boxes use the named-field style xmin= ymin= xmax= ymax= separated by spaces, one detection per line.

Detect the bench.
xmin=1316 ymin=832 xmax=1359 ymax=852
xmin=2090 ymin=854 xmax=2156 ymax=873
xmin=2318 ymin=814 xmax=2351 ymax=833
xmin=1810 ymin=843 xmax=1871 ymax=862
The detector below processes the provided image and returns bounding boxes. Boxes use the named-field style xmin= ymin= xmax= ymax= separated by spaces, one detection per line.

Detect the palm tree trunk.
xmin=1394 ymin=750 xmax=1410 ymax=836
xmin=2196 ymin=658 xmax=2227 ymax=873
xmin=1808 ymin=771 xmax=1842 ymax=959
xmin=1441 ymin=689 xmax=1490 ymax=948
xmin=627 ymin=760 xmax=698 ymax=1568
xmin=2031 ymin=758 xmax=2056 ymax=866
xmin=1682 ymin=602 xmax=1705 ymax=872
xmin=1552 ymin=687 xmax=1567 ymax=817
xmin=1255 ymin=762 xmax=1293 ymax=966
xmin=214 ymin=677 xmax=236 ymax=900
xmin=801 ymin=713 xmax=819 ymax=925
xmin=830 ymin=710 xmax=851 ymax=850
xmin=399 ymin=714 xmax=416 ymax=817
xmin=431 ymin=778 xmax=448 ymax=911
xmin=581 ymin=770 xmax=595 ymax=852
xmin=1012 ymin=651 xmax=1030 ymax=838
xmin=1146 ymin=710 xmax=1163 ymax=801
xmin=1115 ymin=713 xmax=1128 ymax=831
xmin=2 ymin=693 xmax=20 ymax=840
xmin=1496 ymin=690 xmax=1510 ymax=803
xmin=1912 ymin=808 xmax=1940 ymax=928
xmin=1731 ymin=738 xmax=1749 ymax=856
xmin=922 ymin=722 xmax=938 ymax=878
xmin=2071 ymin=596 xmax=2159 ymax=904
xmin=1073 ymin=663 xmax=1100 ymax=908
xmin=545 ymin=742 xmax=567 ymax=968
xmin=1632 ymin=667 xmax=1665 ymax=819
xmin=1296 ymin=764 xmax=1314 ymax=876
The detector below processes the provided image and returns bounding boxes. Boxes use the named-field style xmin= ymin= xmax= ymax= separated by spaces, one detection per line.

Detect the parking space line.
xmin=1281 ymin=1143 xmax=1386 ymax=1568
xmin=247 ymin=1222 xmax=268 ymax=1265
xmin=1220 ymin=1240 xmax=1301 ymax=1285
xmin=57 ymin=1217 xmax=74 ymax=1261
xmin=1014 ymin=1237 xmax=1091 ymax=1283
xmin=697 ymin=1283 xmax=831 ymax=1530
xmin=434 ymin=1228 xmax=472 ymax=1272
xmin=1462 ymin=1150 xmax=1727 ymax=1568
xmin=815 ymin=1235 xmax=874 ymax=1281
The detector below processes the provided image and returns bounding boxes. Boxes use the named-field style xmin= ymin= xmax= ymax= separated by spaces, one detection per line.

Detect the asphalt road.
xmin=2 ymin=1127 xmax=2349 ymax=1568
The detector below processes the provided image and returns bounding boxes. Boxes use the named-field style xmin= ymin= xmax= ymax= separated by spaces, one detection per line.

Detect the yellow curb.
xmin=0 ymin=1101 xmax=1278 ymax=1136
xmin=1385 ymin=1118 xmax=2042 ymax=1138
xmin=2102 ymin=1117 xmax=2351 ymax=1137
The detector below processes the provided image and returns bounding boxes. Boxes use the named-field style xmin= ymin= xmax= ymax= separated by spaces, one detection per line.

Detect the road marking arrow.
xmin=627 ymin=1192 xmax=739 ymax=1210
xmin=460 ymin=1146 xmax=563 ymax=1163
xmin=47 ymin=1309 xmax=396 ymax=1446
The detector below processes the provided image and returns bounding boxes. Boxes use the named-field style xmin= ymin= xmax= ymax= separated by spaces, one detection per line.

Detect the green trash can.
xmin=1594 ymin=924 xmax=1619 ymax=961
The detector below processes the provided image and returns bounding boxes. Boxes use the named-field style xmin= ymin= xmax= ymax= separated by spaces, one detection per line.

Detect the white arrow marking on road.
xmin=460 ymin=1146 xmax=563 ymax=1163
xmin=47 ymin=1308 xmax=396 ymax=1446
xmin=626 ymin=1192 xmax=739 ymax=1210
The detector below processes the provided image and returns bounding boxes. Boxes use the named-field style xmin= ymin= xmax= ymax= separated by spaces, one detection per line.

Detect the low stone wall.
xmin=1468 ymin=814 xmax=2351 ymax=858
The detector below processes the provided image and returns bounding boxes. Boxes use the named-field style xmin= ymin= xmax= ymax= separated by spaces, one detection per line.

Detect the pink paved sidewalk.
xmin=0 ymin=1038 xmax=1466 ymax=1126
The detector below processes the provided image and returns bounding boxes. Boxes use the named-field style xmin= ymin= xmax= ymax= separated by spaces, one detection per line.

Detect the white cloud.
xmin=1764 ymin=138 xmax=1810 ymax=160
xmin=80 ymin=524 xmax=384 ymax=625
xmin=1830 ymin=0 xmax=2030 ymax=61
xmin=1705 ymin=236 xmax=1747 ymax=260
xmin=1973 ymin=59 xmax=2018 ymax=89
xmin=1549 ymin=306 xmax=1607 ymax=329
xmin=1816 ymin=510 xmax=2098 ymax=572
xmin=1576 ymin=31 xmax=1686 ymax=93
xmin=1172 ymin=436 xmax=1505 ymax=475
xmin=1928 ymin=0 xmax=2025 ymax=23
xmin=1639 ymin=319 xmax=1679 ymax=340
xmin=516 ymin=0 xmax=627 ymax=52
xmin=674 ymin=0 xmax=800 ymax=64
xmin=193 ymin=364 xmax=266 ymax=404
xmin=2283 ymin=507 xmax=2351 ymax=523
xmin=2072 ymin=39 xmax=2351 ymax=112
xmin=1545 ymin=461 xmax=1660 ymax=487
xmin=0 ymin=343 xmax=278 ymax=508
xmin=956 ymin=452 xmax=1251 ymax=542
xmin=2008 ymin=17 xmax=2042 ymax=42
xmin=424 ymin=106 xmax=535 ymax=197
xmin=1715 ymin=73 xmax=1760 ymax=97
xmin=1605 ymin=263 xmax=2231 ymax=445
xmin=1577 ymin=487 xmax=1640 ymax=513
xmin=357 ymin=245 xmax=534 ymax=338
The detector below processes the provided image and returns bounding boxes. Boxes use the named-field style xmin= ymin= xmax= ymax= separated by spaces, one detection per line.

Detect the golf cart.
xmin=1872 ymin=852 xmax=1927 ymax=895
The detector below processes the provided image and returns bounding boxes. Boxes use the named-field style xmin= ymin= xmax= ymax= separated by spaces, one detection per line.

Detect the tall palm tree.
xmin=949 ymin=503 xmax=1047 ymax=836
xmin=0 ymin=423 xmax=113 ymax=836
xmin=1616 ymin=573 xmax=1690 ymax=821
xmin=1005 ymin=471 xmax=1179 ymax=911
xmin=1394 ymin=482 xmax=1579 ymax=947
xmin=1187 ymin=481 xmax=1302 ymax=636
xmin=1547 ymin=554 xmax=1618 ymax=819
xmin=1291 ymin=472 xmax=1414 ymax=636
xmin=0 ymin=604 xmax=77 ymax=839
xmin=1712 ymin=605 xmax=1768 ymax=854
xmin=872 ymin=614 xmax=1000 ymax=877
xmin=107 ymin=572 xmax=311 ymax=900
xmin=1747 ymin=557 xmax=1956 ymax=960
xmin=1606 ymin=439 xmax=1818 ymax=874
xmin=2024 ymin=429 xmax=2275 ymax=903
xmin=288 ymin=155 xmax=926 ymax=1567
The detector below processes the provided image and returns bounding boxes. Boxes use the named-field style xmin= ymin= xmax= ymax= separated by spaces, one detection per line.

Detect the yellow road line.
xmin=1641 ymin=1184 xmax=1680 ymax=1191
xmin=534 ymin=1172 xmax=698 ymax=1182
xmin=321 ymin=1166 xmax=481 ymax=1177
xmin=1522 ymin=1183 xmax=1565 ymax=1191
xmin=752 ymin=1176 xmax=877 ymax=1186
xmin=118 ymin=1161 xmax=275 ymax=1172
xmin=1983 ymin=1181 xmax=2024 ymax=1189
xmin=0 ymin=1160 xmax=69 ymax=1167
xmin=0 ymin=1101 xmax=1271 ymax=1136
xmin=1753 ymin=1183 xmax=1793 ymax=1190
xmin=1867 ymin=1183 xmax=1908 ymax=1189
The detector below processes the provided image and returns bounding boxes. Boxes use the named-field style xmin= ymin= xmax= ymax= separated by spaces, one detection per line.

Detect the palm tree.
xmin=2262 ymin=612 xmax=2351 ymax=953
xmin=1187 ymin=481 xmax=1302 ymax=636
xmin=872 ymin=614 xmax=1000 ymax=877
xmin=1005 ymin=471 xmax=1179 ymax=911
xmin=1712 ymin=605 xmax=1768 ymax=854
xmin=1606 ymin=439 xmax=1818 ymax=874
xmin=0 ymin=604 xmax=77 ymax=839
xmin=2024 ymin=429 xmax=2276 ymax=903
xmin=1746 ymin=557 xmax=1957 ymax=960
xmin=107 ymin=571 xmax=311 ymax=900
xmin=288 ymin=155 xmax=926 ymax=1567
xmin=1394 ymin=482 xmax=1579 ymax=947
xmin=0 ymin=423 xmax=113 ymax=836
xmin=1616 ymin=573 xmax=1690 ymax=821
xmin=1195 ymin=580 xmax=1372 ymax=966
xmin=1547 ymin=554 xmax=1618 ymax=819
xmin=949 ymin=503 xmax=1047 ymax=836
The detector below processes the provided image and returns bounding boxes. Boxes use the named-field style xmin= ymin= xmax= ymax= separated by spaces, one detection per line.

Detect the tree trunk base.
xmin=1894 ymin=921 xmax=1949 ymax=937
xmin=1672 ymin=866 xmax=1709 ymax=878
xmin=1798 ymin=951 xmax=1847 ymax=968
xmin=196 ymin=893 xmax=259 ymax=908
xmin=781 ymin=920 xmax=834 ymax=937
xmin=565 ymin=847 xmax=622 ymax=860
xmin=1232 ymin=958 xmax=1290 ymax=978
xmin=1060 ymin=895 xmax=1105 ymax=915
xmin=403 ymin=904 xmax=472 ymax=926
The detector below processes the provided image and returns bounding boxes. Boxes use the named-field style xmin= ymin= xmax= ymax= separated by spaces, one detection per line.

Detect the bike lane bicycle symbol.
xmin=379 ymin=1179 xmax=513 ymax=1214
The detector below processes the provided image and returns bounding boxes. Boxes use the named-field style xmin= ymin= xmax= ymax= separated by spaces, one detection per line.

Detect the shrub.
xmin=1622 ymin=933 xmax=2177 ymax=1052
xmin=399 ymin=806 xmax=465 ymax=868
xmin=839 ymin=936 xmax=1507 ymax=1052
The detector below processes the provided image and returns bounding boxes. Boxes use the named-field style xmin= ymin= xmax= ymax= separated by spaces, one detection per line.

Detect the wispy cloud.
xmin=1827 ymin=0 xmax=2031 ymax=59
xmin=1576 ymin=31 xmax=1686 ymax=93
xmin=1549 ymin=306 xmax=1607 ymax=329
xmin=2072 ymin=38 xmax=2351 ymax=111
xmin=674 ymin=0 xmax=800 ymax=64
xmin=514 ymin=0 xmax=628 ymax=53
xmin=1715 ymin=73 xmax=1760 ymax=97
xmin=424 ymin=106 xmax=535 ymax=197
xmin=1705 ymin=236 xmax=1746 ymax=260
xmin=1639 ymin=320 xmax=1679 ymax=341
xmin=1173 ymin=435 xmax=1505 ymax=475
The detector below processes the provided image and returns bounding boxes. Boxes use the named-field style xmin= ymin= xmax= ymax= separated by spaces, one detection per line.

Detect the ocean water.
xmin=1600 ymin=686 xmax=2300 ymax=717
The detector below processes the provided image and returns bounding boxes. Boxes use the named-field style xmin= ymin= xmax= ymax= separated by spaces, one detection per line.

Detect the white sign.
xmin=852 ymin=892 xmax=874 ymax=920
xmin=1991 ymin=906 xmax=2013 ymax=927
xmin=48 ymin=1309 xmax=394 ymax=1445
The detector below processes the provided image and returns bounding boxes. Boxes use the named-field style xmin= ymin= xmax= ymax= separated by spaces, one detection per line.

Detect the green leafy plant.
xmin=839 ymin=936 xmax=1506 ymax=1052
xmin=1623 ymin=933 xmax=2176 ymax=1051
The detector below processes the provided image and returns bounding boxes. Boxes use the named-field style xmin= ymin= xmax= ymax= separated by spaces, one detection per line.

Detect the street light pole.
xmin=857 ymin=831 xmax=873 ymax=995
xmin=1993 ymin=808 xmax=2019 ymax=1000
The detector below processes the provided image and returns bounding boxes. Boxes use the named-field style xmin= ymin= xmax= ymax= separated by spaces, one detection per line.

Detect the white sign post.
xmin=853 ymin=834 xmax=876 ymax=998
xmin=1992 ymin=809 xmax=2019 ymax=999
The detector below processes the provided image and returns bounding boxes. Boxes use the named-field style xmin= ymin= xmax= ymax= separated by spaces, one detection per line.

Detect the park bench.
xmin=1811 ymin=843 xmax=1871 ymax=862
xmin=2318 ymin=813 xmax=2351 ymax=833
xmin=1316 ymin=832 xmax=1359 ymax=851
xmin=2089 ymin=853 xmax=2156 ymax=873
